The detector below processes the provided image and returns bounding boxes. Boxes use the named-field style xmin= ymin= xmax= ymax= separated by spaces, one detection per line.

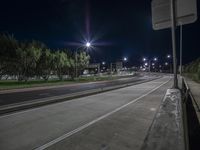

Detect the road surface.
xmin=0 ymin=75 xmax=159 ymax=106
xmin=0 ymin=75 xmax=172 ymax=150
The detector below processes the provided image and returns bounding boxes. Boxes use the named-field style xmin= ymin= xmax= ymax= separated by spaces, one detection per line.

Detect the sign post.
xmin=151 ymin=0 xmax=197 ymax=88
xmin=170 ymin=0 xmax=178 ymax=88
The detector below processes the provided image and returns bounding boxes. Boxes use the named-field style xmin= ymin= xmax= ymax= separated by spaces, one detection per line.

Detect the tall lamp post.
xmin=123 ymin=57 xmax=128 ymax=69
xmin=75 ymin=42 xmax=91 ymax=79
xmin=166 ymin=54 xmax=172 ymax=73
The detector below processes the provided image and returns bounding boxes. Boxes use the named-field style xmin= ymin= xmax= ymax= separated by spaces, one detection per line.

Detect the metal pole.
xmin=180 ymin=25 xmax=183 ymax=76
xmin=98 ymin=64 xmax=100 ymax=76
xmin=75 ymin=51 xmax=77 ymax=79
xmin=149 ymin=60 xmax=151 ymax=72
xmin=110 ymin=63 xmax=112 ymax=78
xmin=170 ymin=0 xmax=178 ymax=88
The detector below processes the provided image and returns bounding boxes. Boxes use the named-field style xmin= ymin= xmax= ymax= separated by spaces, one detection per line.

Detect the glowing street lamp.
xmin=123 ymin=57 xmax=128 ymax=62
xmin=154 ymin=57 xmax=158 ymax=61
xmin=167 ymin=54 xmax=171 ymax=58
xmin=86 ymin=42 xmax=91 ymax=48
xmin=102 ymin=61 xmax=106 ymax=65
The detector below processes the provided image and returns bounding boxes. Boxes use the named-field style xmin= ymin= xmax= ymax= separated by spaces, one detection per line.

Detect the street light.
xmin=86 ymin=42 xmax=91 ymax=48
xmin=167 ymin=54 xmax=171 ymax=58
xmin=142 ymin=57 xmax=158 ymax=72
xmin=166 ymin=54 xmax=172 ymax=73
xmin=102 ymin=61 xmax=106 ymax=65
xmin=123 ymin=57 xmax=128 ymax=62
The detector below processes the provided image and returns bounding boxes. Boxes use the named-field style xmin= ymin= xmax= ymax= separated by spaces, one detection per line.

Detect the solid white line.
xmin=34 ymin=78 xmax=171 ymax=150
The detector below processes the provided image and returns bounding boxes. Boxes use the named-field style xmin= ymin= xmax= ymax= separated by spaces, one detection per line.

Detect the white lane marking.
xmin=34 ymin=78 xmax=171 ymax=150
xmin=0 ymin=77 xmax=169 ymax=119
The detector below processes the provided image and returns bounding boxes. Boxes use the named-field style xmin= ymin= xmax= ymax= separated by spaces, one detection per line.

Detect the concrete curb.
xmin=141 ymin=88 xmax=185 ymax=150
xmin=0 ymin=77 xmax=160 ymax=115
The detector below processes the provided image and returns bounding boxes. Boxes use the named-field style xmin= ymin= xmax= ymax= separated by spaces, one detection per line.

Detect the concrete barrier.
xmin=141 ymin=89 xmax=186 ymax=150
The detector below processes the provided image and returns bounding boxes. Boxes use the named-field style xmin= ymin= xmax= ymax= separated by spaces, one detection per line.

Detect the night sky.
xmin=0 ymin=0 xmax=200 ymax=66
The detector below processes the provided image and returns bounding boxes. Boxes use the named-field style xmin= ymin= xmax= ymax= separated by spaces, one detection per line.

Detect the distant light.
xmin=123 ymin=57 xmax=128 ymax=61
xmin=145 ymin=62 xmax=148 ymax=66
xmin=102 ymin=61 xmax=106 ymax=65
xmin=165 ymin=62 xmax=169 ymax=66
xmin=152 ymin=63 xmax=155 ymax=66
xmin=167 ymin=55 xmax=171 ymax=58
xmin=154 ymin=57 xmax=158 ymax=61
xmin=143 ymin=58 xmax=147 ymax=61
xmin=86 ymin=42 xmax=91 ymax=47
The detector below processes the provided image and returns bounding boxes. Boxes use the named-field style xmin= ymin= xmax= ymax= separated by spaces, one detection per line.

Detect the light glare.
xmin=86 ymin=42 xmax=91 ymax=47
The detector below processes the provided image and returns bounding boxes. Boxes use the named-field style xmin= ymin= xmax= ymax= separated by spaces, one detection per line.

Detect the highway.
xmin=0 ymin=75 xmax=172 ymax=150
xmin=0 ymin=74 xmax=159 ymax=106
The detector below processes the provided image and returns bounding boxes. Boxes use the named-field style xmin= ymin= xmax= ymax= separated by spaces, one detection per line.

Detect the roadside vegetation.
xmin=0 ymin=75 xmax=121 ymax=90
xmin=0 ymin=33 xmax=90 ymax=82
xmin=183 ymin=58 xmax=200 ymax=82
xmin=0 ymin=34 xmax=127 ymax=90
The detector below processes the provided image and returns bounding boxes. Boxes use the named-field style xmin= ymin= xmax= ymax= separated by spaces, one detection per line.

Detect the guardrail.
xmin=182 ymin=77 xmax=200 ymax=150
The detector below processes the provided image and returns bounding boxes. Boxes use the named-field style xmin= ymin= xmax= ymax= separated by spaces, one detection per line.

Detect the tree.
xmin=0 ymin=33 xmax=18 ymax=79
xmin=37 ymin=49 xmax=55 ymax=81
xmin=16 ymin=41 xmax=42 ymax=81
xmin=76 ymin=51 xmax=90 ymax=76
xmin=54 ymin=51 xmax=70 ymax=80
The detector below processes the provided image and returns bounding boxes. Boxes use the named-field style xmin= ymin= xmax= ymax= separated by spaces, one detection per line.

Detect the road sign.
xmin=152 ymin=0 xmax=197 ymax=30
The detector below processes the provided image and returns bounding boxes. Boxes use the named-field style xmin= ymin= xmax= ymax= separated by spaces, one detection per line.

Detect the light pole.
xmin=75 ymin=42 xmax=91 ymax=79
xmin=123 ymin=57 xmax=128 ymax=69
xmin=166 ymin=54 xmax=172 ymax=73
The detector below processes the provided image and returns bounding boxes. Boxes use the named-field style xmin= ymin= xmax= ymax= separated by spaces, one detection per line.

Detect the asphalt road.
xmin=0 ymin=75 xmax=159 ymax=106
xmin=0 ymin=75 xmax=172 ymax=150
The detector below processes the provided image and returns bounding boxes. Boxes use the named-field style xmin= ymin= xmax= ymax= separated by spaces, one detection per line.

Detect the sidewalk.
xmin=185 ymin=78 xmax=200 ymax=122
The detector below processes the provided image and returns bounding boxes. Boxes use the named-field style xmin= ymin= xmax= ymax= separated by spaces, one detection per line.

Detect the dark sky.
xmin=0 ymin=0 xmax=200 ymax=66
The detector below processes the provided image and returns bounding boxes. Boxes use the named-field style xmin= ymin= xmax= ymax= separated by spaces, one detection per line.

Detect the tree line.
xmin=0 ymin=33 xmax=90 ymax=81
xmin=183 ymin=57 xmax=200 ymax=81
